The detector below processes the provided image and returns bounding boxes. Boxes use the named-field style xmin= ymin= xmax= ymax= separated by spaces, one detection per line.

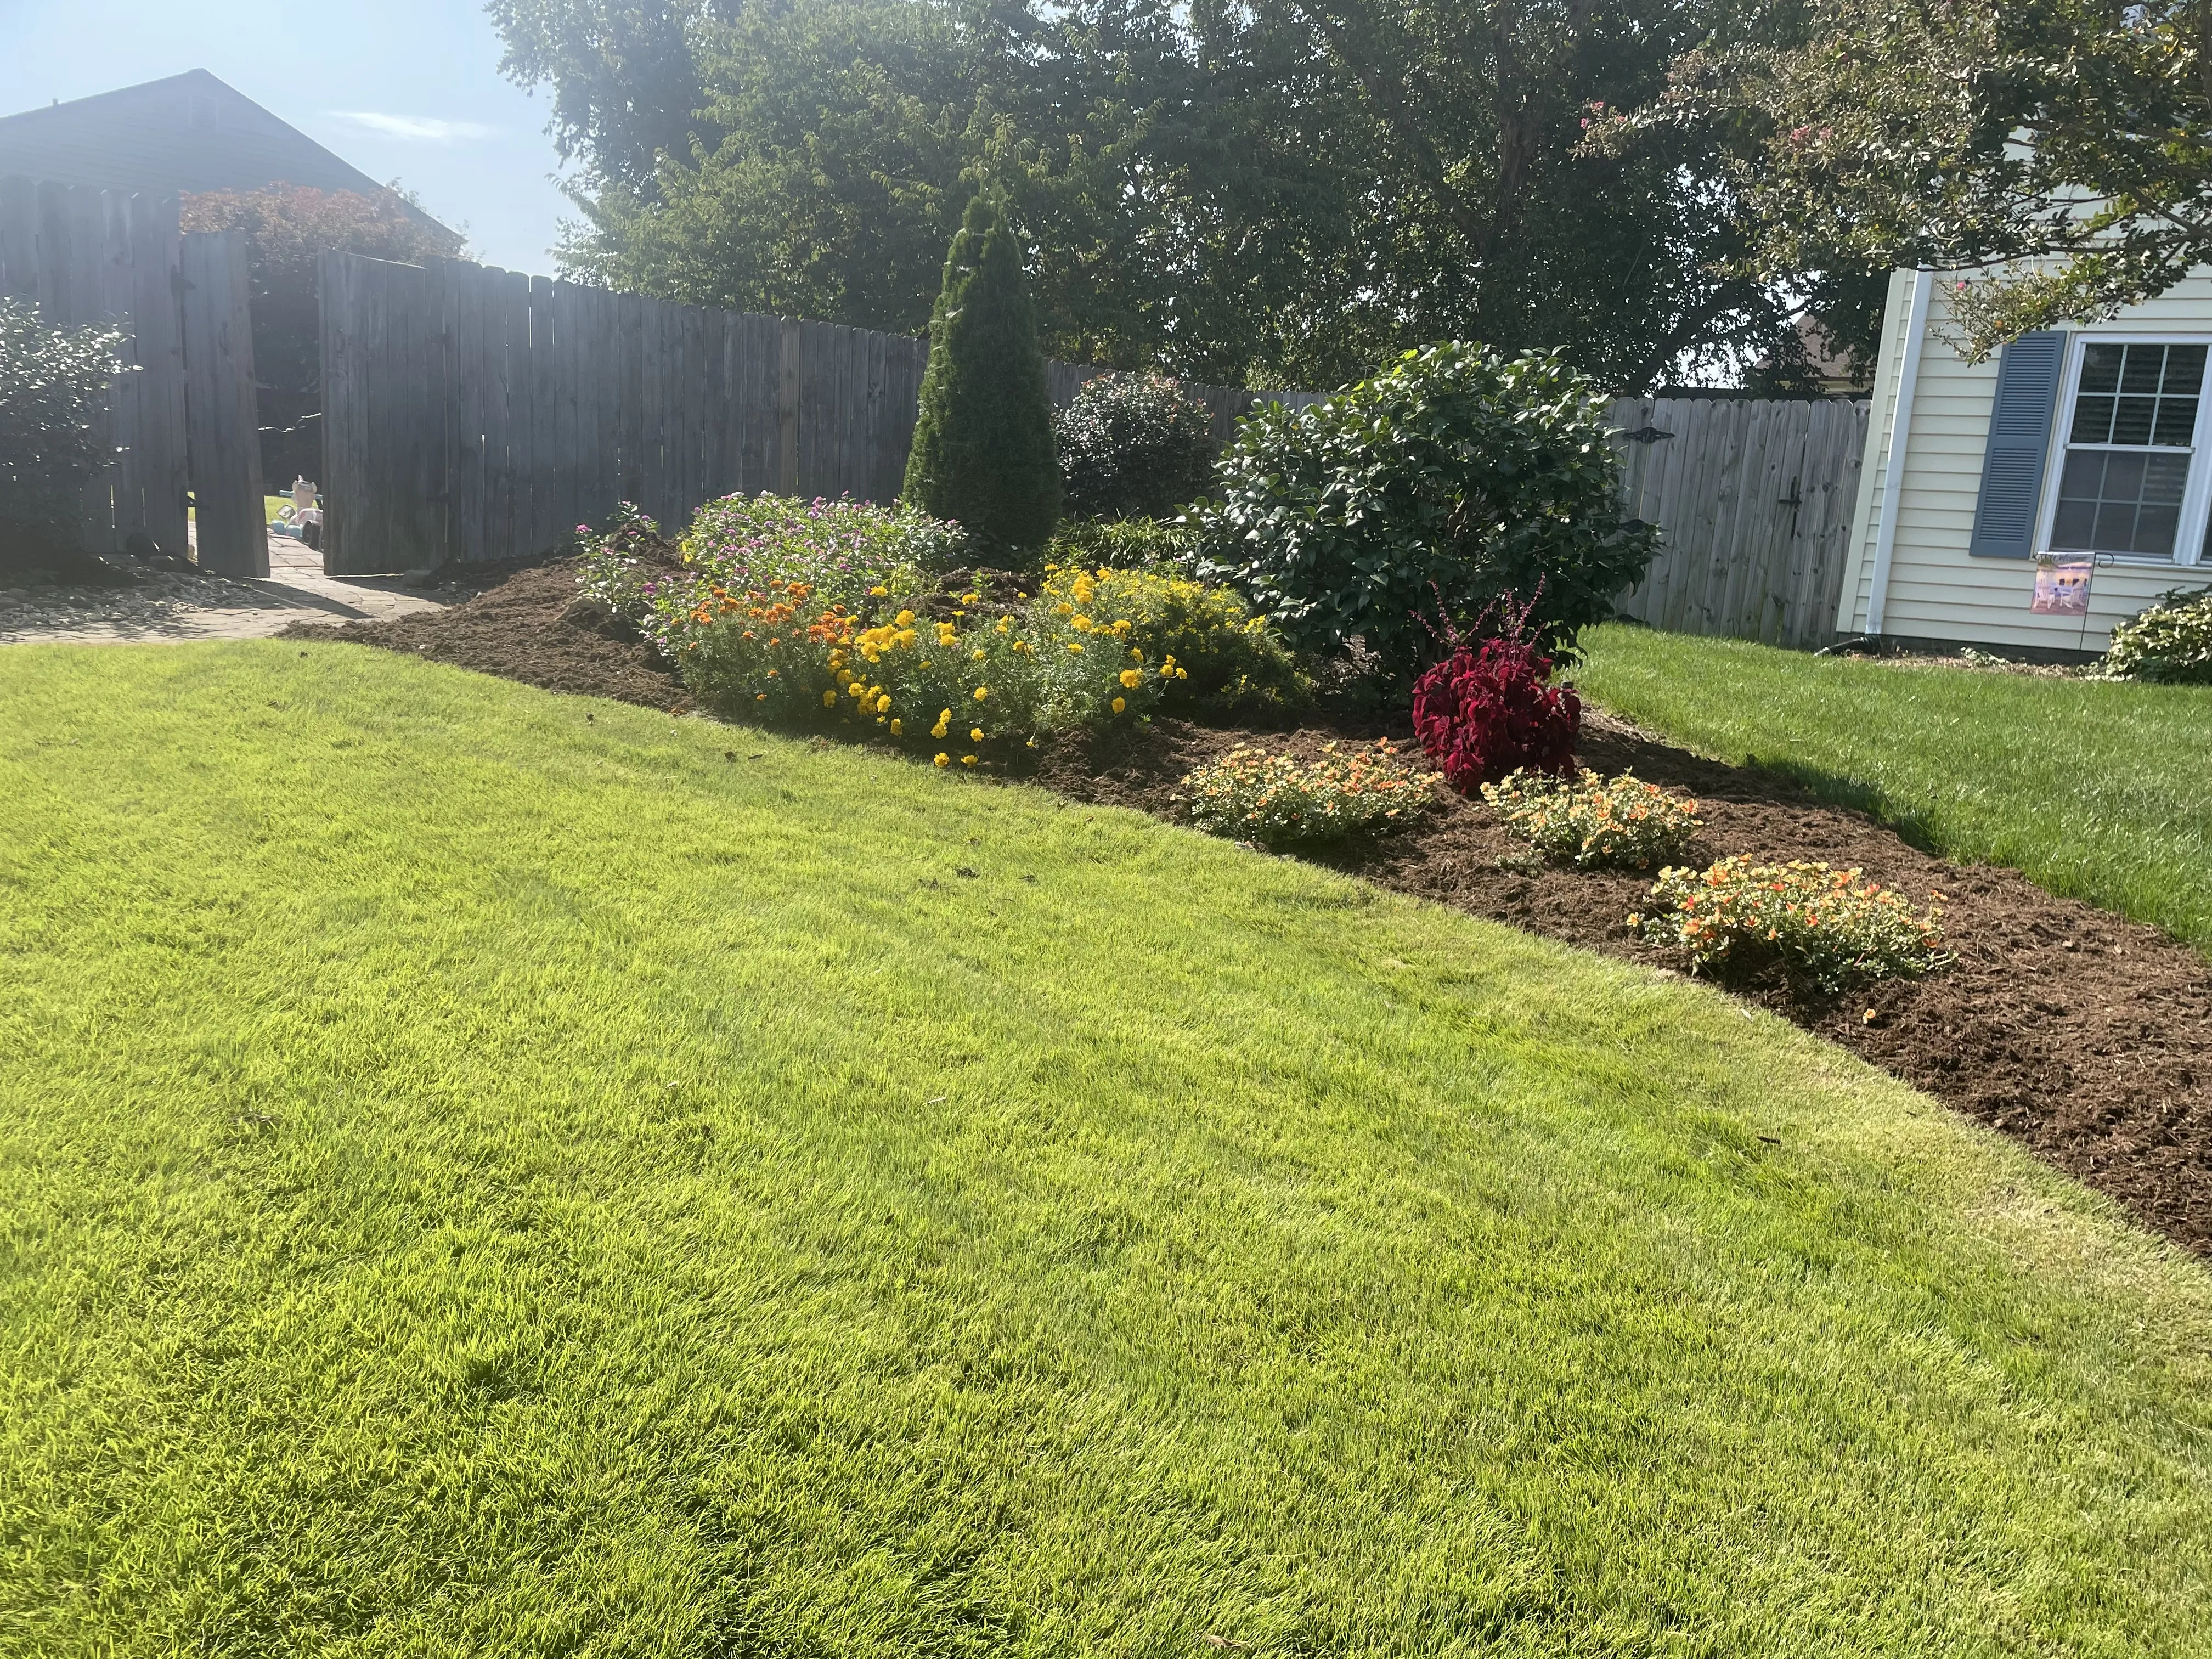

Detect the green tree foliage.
xmin=180 ymin=187 xmax=461 ymax=483
xmin=0 ymin=299 xmax=125 ymax=569
xmin=903 ymin=195 xmax=1061 ymax=555
xmin=493 ymin=0 xmax=1839 ymax=390
xmin=1054 ymin=374 xmax=1218 ymax=520
xmin=1599 ymin=0 xmax=2212 ymax=359
xmin=1200 ymin=343 xmax=1657 ymax=684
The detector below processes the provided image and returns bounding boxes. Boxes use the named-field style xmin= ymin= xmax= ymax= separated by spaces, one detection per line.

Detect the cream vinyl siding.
xmin=1843 ymin=269 xmax=2212 ymax=648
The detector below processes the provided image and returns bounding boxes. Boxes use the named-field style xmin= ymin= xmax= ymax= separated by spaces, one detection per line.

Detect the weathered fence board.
xmin=320 ymin=252 xmax=1323 ymax=572
xmin=179 ymin=231 xmax=267 ymax=575
xmin=0 ymin=177 xmax=189 ymax=557
xmin=1607 ymin=396 xmax=1867 ymax=651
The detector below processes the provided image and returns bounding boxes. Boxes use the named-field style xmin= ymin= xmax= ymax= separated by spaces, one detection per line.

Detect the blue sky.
xmin=0 ymin=0 xmax=577 ymax=273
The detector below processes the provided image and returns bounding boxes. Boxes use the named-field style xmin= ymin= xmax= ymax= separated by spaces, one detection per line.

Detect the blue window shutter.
xmin=1968 ymin=330 xmax=2067 ymax=558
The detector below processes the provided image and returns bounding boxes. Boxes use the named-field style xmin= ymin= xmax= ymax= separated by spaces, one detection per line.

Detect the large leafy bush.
xmin=902 ymin=194 xmax=1060 ymax=556
xmin=1201 ymin=342 xmax=1655 ymax=682
xmin=1 ymin=300 xmax=124 ymax=569
xmin=2098 ymin=587 xmax=2212 ymax=684
xmin=1055 ymin=373 xmax=1217 ymax=520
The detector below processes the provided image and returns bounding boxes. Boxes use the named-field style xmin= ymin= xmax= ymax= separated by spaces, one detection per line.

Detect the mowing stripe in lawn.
xmin=1 ymin=640 xmax=2208 ymax=1656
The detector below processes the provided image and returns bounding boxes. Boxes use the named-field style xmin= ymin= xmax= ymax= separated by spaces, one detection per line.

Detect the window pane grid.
xmin=2053 ymin=341 xmax=2208 ymax=559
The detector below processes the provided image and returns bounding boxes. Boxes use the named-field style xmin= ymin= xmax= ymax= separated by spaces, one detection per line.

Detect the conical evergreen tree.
xmin=903 ymin=193 xmax=1060 ymax=555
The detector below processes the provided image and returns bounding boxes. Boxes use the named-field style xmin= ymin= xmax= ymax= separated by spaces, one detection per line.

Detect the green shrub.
xmin=1 ymin=299 xmax=124 ymax=569
xmin=1040 ymin=560 xmax=1308 ymax=716
xmin=1048 ymin=515 xmax=1203 ymax=573
xmin=1200 ymin=342 xmax=1656 ymax=684
xmin=1632 ymin=855 xmax=1950 ymax=991
xmin=902 ymin=194 xmax=1060 ymax=557
xmin=1181 ymin=742 xmax=1434 ymax=847
xmin=2098 ymin=587 xmax=2212 ymax=684
xmin=1055 ymin=373 xmax=1217 ymax=520
xmin=1482 ymin=768 xmax=1701 ymax=868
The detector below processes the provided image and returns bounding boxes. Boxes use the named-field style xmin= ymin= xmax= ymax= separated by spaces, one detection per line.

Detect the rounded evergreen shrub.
xmin=1200 ymin=342 xmax=1656 ymax=685
xmin=902 ymin=194 xmax=1060 ymax=557
xmin=1 ymin=299 xmax=125 ymax=571
xmin=2098 ymin=587 xmax=2212 ymax=684
xmin=1054 ymin=373 xmax=1218 ymax=520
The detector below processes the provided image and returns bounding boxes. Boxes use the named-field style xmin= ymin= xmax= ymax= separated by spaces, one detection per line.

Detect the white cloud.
xmin=328 ymin=112 xmax=494 ymax=143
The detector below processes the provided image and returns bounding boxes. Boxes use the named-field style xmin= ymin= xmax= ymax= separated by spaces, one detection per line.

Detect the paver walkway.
xmin=1 ymin=534 xmax=450 ymax=645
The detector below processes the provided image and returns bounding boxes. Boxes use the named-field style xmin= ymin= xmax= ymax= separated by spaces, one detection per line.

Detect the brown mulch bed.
xmin=294 ymin=559 xmax=2212 ymax=1255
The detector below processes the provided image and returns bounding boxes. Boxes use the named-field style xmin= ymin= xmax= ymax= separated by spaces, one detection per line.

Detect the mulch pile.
xmin=295 ymin=560 xmax=2212 ymax=1254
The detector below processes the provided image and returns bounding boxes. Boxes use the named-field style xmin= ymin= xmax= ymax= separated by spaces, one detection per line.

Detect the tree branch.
xmin=1289 ymin=1 xmax=1494 ymax=256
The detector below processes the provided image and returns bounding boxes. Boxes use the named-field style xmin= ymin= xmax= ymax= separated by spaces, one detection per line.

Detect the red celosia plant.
xmin=1410 ymin=587 xmax=1581 ymax=793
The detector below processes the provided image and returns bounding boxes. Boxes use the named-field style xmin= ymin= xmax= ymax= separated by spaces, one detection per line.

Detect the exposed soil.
xmin=286 ymin=558 xmax=695 ymax=713
xmin=303 ymin=558 xmax=2212 ymax=1255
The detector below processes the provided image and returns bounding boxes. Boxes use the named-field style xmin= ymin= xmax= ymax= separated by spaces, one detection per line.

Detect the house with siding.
xmin=1840 ymin=267 xmax=2212 ymax=654
xmin=0 ymin=69 xmax=450 ymax=238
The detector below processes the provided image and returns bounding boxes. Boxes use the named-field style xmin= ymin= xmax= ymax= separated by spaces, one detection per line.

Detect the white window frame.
xmin=2034 ymin=332 xmax=2212 ymax=566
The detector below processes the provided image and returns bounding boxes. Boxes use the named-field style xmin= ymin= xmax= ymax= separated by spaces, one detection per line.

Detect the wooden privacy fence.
xmin=318 ymin=252 xmax=1317 ymax=575
xmin=0 ymin=178 xmax=267 ymax=573
xmin=317 ymin=251 xmax=1867 ymax=646
xmin=1605 ymin=396 xmax=1869 ymax=651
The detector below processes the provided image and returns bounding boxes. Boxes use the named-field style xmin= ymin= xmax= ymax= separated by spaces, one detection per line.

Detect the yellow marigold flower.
xmin=870 ymin=585 xmax=889 ymax=596
xmin=1175 ymin=666 xmax=1188 ymax=679
xmin=1119 ymin=669 xmax=1142 ymax=689
xmin=1067 ymin=642 xmax=1084 ymax=654
xmin=876 ymin=694 xmax=892 ymax=713
xmin=970 ymin=726 xmax=984 ymax=742
xmin=1111 ymin=696 xmax=1126 ymax=714
xmin=1130 ymin=646 xmax=1143 ymax=661
xmin=935 ymin=752 xmax=950 ymax=766
xmin=1056 ymin=602 xmax=1074 ymax=617
xmin=961 ymin=754 xmax=978 ymax=766
xmin=890 ymin=718 xmax=903 ymax=735
xmin=973 ymin=647 xmax=986 ymax=661
xmin=973 ymin=685 xmax=989 ymax=702
xmin=822 ymin=690 xmax=838 ymax=707
xmin=895 ymin=608 xmax=915 ymax=627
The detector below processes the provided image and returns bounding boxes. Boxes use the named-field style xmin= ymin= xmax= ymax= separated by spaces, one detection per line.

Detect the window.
xmin=2046 ymin=340 xmax=2211 ymax=561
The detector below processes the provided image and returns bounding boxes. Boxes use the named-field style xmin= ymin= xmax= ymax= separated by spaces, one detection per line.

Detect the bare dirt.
xmin=301 ymin=559 xmax=2212 ymax=1255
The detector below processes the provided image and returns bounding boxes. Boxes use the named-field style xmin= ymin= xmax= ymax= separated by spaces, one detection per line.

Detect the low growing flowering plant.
xmin=1181 ymin=741 xmax=1433 ymax=847
xmin=1632 ymin=855 xmax=1949 ymax=991
xmin=1481 ymin=768 xmax=1701 ymax=868
xmin=679 ymin=575 xmax=1178 ymax=759
xmin=1040 ymin=561 xmax=1308 ymax=714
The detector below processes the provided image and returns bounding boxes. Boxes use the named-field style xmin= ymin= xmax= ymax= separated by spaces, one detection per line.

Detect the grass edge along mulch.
xmin=294 ymin=568 xmax=2212 ymax=1258
xmin=3 ymin=640 xmax=2210 ymax=1654
xmin=1568 ymin=623 xmax=2212 ymax=957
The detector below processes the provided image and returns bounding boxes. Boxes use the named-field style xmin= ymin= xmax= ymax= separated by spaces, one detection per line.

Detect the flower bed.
xmin=1180 ymin=741 xmax=1432 ymax=847
xmin=1040 ymin=561 xmax=1306 ymax=714
xmin=1632 ymin=855 xmax=1949 ymax=990
xmin=1481 ymin=768 xmax=1701 ymax=868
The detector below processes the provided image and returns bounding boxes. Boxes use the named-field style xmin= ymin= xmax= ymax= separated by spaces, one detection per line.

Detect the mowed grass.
xmin=1572 ymin=624 xmax=2212 ymax=954
xmin=2 ymin=644 xmax=2210 ymax=1657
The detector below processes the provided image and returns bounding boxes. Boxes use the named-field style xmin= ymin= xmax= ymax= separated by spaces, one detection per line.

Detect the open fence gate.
xmin=0 ymin=178 xmax=266 ymax=573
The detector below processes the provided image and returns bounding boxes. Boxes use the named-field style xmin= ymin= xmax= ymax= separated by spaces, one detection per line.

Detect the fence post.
xmin=180 ymin=230 xmax=267 ymax=576
xmin=778 ymin=317 xmax=802 ymax=495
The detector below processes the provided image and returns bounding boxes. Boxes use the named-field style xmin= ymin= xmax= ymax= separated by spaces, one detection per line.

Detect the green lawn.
xmin=1573 ymin=624 xmax=2212 ymax=954
xmin=3 ymin=642 xmax=2209 ymax=1656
